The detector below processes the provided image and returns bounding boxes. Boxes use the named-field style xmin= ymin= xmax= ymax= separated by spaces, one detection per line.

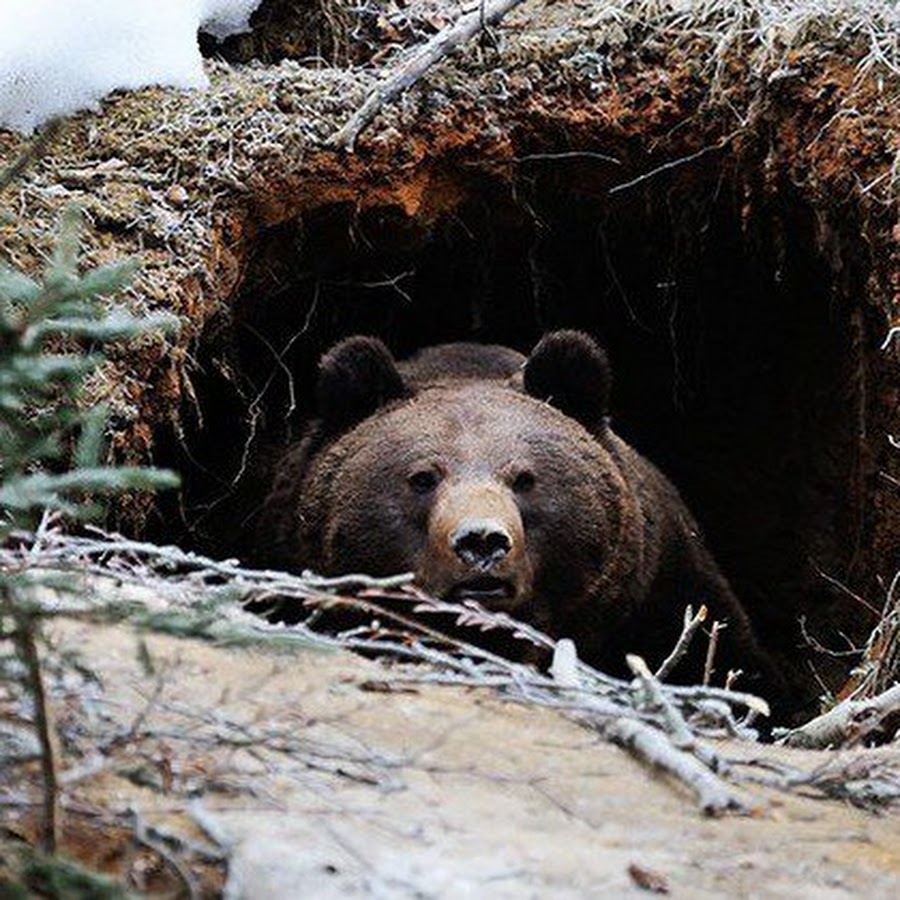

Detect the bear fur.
xmin=258 ymin=331 xmax=778 ymax=695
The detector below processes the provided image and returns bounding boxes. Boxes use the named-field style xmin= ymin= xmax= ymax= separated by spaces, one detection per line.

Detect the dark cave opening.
xmin=150 ymin=156 xmax=872 ymax=705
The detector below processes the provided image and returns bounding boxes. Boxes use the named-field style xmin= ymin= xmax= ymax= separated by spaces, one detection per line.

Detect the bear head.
xmin=290 ymin=331 xmax=632 ymax=629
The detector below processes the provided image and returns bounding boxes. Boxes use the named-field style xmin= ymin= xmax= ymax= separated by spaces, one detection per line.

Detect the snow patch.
xmin=201 ymin=0 xmax=263 ymax=42
xmin=0 ymin=0 xmax=263 ymax=133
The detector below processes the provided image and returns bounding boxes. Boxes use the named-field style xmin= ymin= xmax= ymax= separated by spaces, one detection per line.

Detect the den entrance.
xmin=156 ymin=153 xmax=870 ymax=714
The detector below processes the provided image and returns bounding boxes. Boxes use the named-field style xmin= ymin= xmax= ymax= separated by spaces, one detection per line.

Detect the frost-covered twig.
xmin=728 ymin=744 xmax=900 ymax=810
xmin=629 ymin=653 xmax=732 ymax=772
xmin=327 ymin=0 xmax=528 ymax=150
xmin=779 ymin=684 xmax=900 ymax=749
xmin=655 ymin=604 xmax=707 ymax=681
xmin=601 ymin=716 xmax=752 ymax=816
xmin=629 ymin=654 xmax=696 ymax=747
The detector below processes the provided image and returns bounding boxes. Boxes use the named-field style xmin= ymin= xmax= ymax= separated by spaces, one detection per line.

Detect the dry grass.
xmin=623 ymin=0 xmax=900 ymax=73
xmin=844 ymin=570 xmax=900 ymax=701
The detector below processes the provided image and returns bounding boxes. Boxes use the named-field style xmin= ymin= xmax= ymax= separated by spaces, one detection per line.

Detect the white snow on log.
xmin=0 ymin=0 xmax=262 ymax=133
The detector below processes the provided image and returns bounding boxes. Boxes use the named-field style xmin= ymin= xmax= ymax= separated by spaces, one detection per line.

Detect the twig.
xmin=628 ymin=654 xmax=731 ymax=771
xmin=629 ymin=654 xmax=695 ymax=747
xmin=608 ymin=136 xmax=735 ymax=196
xmin=1 ymin=530 xmax=782 ymax=817
xmin=0 ymin=119 xmax=63 ymax=192
xmin=703 ymin=621 xmax=726 ymax=687
xmin=7 ymin=598 xmax=62 ymax=853
xmin=809 ymin=561 xmax=882 ymax=618
xmin=40 ymin=526 xmax=415 ymax=594
xmin=506 ymin=151 xmax=622 ymax=165
xmin=791 ymin=747 xmax=900 ymax=809
xmin=601 ymin=716 xmax=752 ymax=816
xmin=393 ymin=656 xmax=753 ymax=815
xmin=661 ymin=683 xmax=769 ymax=718
xmin=655 ymin=605 xmax=707 ymax=681
xmin=326 ymin=0 xmax=527 ymax=150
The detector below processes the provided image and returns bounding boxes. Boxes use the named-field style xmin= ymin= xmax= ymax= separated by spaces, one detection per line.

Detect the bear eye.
xmin=512 ymin=470 xmax=536 ymax=494
xmin=408 ymin=469 xmax=440 ymax=495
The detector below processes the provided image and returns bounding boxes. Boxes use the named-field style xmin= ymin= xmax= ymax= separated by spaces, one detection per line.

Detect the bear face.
xmin=260 ymin=331 xmax=779 ymax=696
xmin=305 ymin=382 xmax=629 ymax=620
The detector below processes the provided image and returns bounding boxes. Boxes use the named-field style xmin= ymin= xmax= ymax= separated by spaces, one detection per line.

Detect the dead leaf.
xmin=627 ymin=862 xmax=670 ymax=894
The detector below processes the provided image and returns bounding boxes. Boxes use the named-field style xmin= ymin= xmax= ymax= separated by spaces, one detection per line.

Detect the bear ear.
xmin=316 ymin=336 xmax=406 ymax=432
xmin=523 ymin=330 xmax=611 ymax=430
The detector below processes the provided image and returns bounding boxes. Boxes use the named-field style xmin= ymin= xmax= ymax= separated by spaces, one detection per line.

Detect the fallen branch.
xmin=779 ymin=683 xmax=900 ymax=749
xmin=628 ymin=653 xmax=732 ymax=773
xmin=601 ymin=716 xmax=752 ymax=816
xmin=629 ymin=655 xmax=696 ymax=747
xmin=326 ymin=0 xmax=527 ymax=151
xmin=728 ymin=743 xmax=900 ymax=811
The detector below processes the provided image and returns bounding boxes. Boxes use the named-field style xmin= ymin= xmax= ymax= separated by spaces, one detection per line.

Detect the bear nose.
xmin=451 ymin=519 xmax=512 ymax=570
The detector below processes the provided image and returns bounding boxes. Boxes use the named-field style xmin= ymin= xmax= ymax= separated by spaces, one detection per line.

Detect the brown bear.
xmin=259 ymin=331 xmax=778 ymax=695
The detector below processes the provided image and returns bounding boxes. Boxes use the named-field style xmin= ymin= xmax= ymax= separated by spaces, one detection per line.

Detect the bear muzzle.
xmin=419 ymin=481 xmax=533 ymax=610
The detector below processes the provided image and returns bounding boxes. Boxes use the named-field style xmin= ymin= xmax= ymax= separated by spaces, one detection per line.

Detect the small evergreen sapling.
xmin=0 ymin=204 xmax=180 ymax=865
xmin=0 ymin=206 xmax=179 ymax=534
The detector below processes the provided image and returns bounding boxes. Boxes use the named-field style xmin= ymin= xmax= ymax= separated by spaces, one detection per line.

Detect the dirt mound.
xmin=5 ymin=609 xmax=900 ymax=897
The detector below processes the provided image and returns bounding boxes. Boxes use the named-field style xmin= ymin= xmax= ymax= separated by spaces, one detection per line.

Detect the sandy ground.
xmin=4 ymin=616 xmax=896 ymax=898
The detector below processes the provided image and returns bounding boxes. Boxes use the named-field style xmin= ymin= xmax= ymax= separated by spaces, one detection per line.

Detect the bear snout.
xmin=451 ymin=519 xmax=512 ymax=571
xmin=418 ymin=480 xmax=534 ymax=608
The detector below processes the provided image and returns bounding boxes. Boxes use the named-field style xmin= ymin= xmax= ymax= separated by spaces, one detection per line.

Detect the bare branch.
xmin=601 ymin=716 xmax=753 ymax=816
xmin=629 ymin=654 xmax=695 ymax=747
xmin=655 ymin=604 xmax=707 ymax=681
xmin=0 ymin=530 xmax=786 ymax=817
xmin=779 ymin=684 xmax=900 ymax=749
xmin=327 ymin=0 xmax=528 ymax=150
xmin=6 ymin=598 xmax=62 ymax=853
xmin=703 ymin=621 xmax=726 ymax=687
